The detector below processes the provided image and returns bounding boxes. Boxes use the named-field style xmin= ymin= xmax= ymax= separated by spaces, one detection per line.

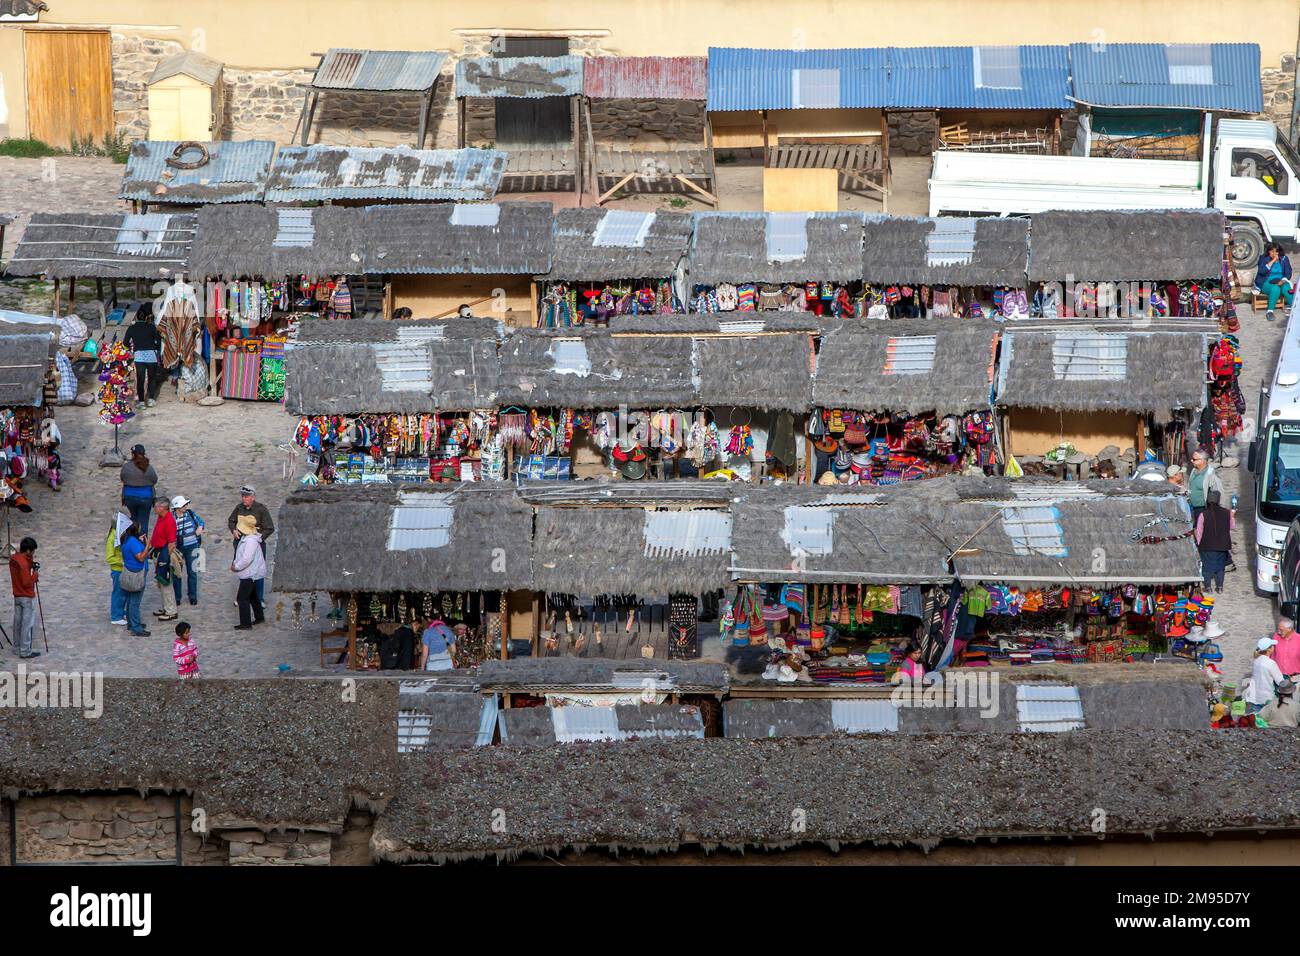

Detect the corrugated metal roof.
xmin=883 ymin=335 xmax=937 ymax=375
xmin=1052 ymin=332 xmax=1128 ymax=380
xmin=1001 ymin=505 xmax=1067 ymax=558
xmin=386 ymin=492 xmax=453 ymax=550
xmin=782 ymin=506 xmax=834 ymax=556
xmin=583 ymin=56 xmax=707 ymax=100
xmin=1016 ymin=684 xmax=1085 ymax=732
xmin=264 ymin=146 xmax=506 ymax=202
xmin=456 ymin=56 xmax=584 ymax=99
xmin=831 ymin=699 xmax=899 ymax=733
xmin=148 ymin=50 xmax=223 ymax=87
xmin=119 ymin=140 xmax=275 ymax=205
xmin=311 ymin=48 xmax=448 ymax=92
xmin=1067 ymin=42 xmax=1263 ymax=113
xmin=707 ymin=47 xmax=889 ymax=111
xmin=643 ymin=510 xmax=733 ymax=558
xmin=889 ymin=45 xmax=1070 ymax=109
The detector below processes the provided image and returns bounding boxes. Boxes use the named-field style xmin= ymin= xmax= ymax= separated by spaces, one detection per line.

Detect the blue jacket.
xmin=1255 ymin=254 xmax=1292 ymax=291
xmin=122 ymin=536 xmax=148 ymax=572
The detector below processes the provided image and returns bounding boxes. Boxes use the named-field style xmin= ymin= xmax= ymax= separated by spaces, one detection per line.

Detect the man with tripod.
xmin=10 ymin=537 xmax=39 ymax=659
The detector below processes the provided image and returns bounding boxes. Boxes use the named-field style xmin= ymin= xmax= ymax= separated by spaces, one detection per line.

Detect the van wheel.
xmin=1231 ymin=223 xmax=1265 ymax=269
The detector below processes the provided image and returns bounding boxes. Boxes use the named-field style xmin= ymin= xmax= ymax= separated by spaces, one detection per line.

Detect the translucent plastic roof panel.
xmin=397 ymin=711 xmax=433 ymax=752
xmin=1016 ymin=683 xmax=1085 ymax=732
xmin=831 ymin=699 xmax=899 ymax=733
xmin=272 ymin=208 xmax=315 ymax=248
xmin=717 ymin=319 xmax=766 ymax=334
xmin=592 ymin=209 xmax=655 ymax=248
xmin=782 ymin=505 xmax=834 ymax=556
xmin=1000 ymin=505 xmax=1066 ymax=558
xmin=449 ymin=203 xmax=501 ymax=227
xmin=394 ymin=324 xmax=447 ymax=343
xmin=548 ymin=337 xmax=591 ymax=376
xmin=973 ymin=46 xmax=1023 ymax=90
xmin=925 ymin=217 xmax=977 ymax=266
xmin=765 ymin=212 xmax=810 ymax=262
xmin=373 ymin=342 xmax=435 ymax=392
xmin=792 ymin=68 xmax=840 ymax=108
xmin=1052 ymin=332 xmax=1127 ymax=381
xmin=1166 ymin=44 xmax=1214 ymax=86
xmin=115 ymin=213 xmax=172 ymax=256
xmin=643 ymin=509 xmax=733 ymax=558
xmin=386 ymin=491 xmax=453 ymax=551
xmin=883 ymin=335 xmax=937 ymax=375
xmin=551 ymin=706 xmax=620 ymax=743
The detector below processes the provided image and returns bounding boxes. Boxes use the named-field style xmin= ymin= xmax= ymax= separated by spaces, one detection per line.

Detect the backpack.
xmin=1209 ymin=339 xmax=1236 ymax=380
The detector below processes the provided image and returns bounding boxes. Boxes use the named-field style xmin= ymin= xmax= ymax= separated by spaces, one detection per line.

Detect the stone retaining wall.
xmin=9 ymin=793 xmax=225 ymax=864
xmin=1261 ymin=54 xmax=1297 ymax=134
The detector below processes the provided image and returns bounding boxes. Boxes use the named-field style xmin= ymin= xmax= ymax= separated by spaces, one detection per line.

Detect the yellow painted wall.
xmin=389 ymin=274 xmax=534 ymax=327
xmin=0 ymin=0 xmax=1293 ymax=137
xmin=763 ymin=167 xmax=838 ymax=211
xmin=1007 ymin=408 xmax=1140 ymax=458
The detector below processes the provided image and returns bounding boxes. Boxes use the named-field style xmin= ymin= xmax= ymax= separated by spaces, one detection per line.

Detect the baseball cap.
xmin=240 ymin=485 xmax=255 ymax=496
xmin=1258 ymin=637 xmax=1279 ymax=652
xmin=130 ymin=444 xmax=146 ymax=455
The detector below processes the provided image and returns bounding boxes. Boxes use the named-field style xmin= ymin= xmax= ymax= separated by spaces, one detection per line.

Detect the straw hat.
xmin=236 ymin=514 xmax=259 ymax=537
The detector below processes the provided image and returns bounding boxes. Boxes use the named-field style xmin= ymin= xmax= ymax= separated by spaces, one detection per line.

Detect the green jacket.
xmin=105 ymin=526 xmax=124 ymax=572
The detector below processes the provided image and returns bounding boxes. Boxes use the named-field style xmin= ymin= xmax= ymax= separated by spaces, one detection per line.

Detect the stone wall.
xmin=9 ymin=793 xmax=225 ymax=864
xmin=226 ymin=828 xmax=331 ymax=865
xmin=111 ymin=33 xmax=186 ymax=143
xmin=589 ymin=99 xmax=704 ymax=147
xmin=887 ymin=110 xmax=938 ymax=156
xmin=330 ymin=809 xmax=376 ymax=866
xmin=1261 ymin=54 xmax=1297 ymax=137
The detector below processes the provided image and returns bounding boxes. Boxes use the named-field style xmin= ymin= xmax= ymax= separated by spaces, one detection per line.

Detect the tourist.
xmin=1165 ymin=464 xmax=1185 ymax=488
xmin=231 ymin=515 xmax=266 ymax=630
xmin=171 ymin=495 xmax=204 ymax=607
xmin=123 ymin=303 xmax=164 ymax=406
xmin=106 ymin=511 xmax=129 ymax=626
xmin=119 ymin=444 xmax=158 ymax=533
xmin=420 ymin=618 xmax=457 ymax=671
xmin=149 ymin=498 xmax=178 ymax=622
xmin=119 ymin=523 xmax=150 ymax=637
xmin=1245 ymin=637 xmax=1286 ymax=715
xmin=1187 ymin=448 xmax=1223 ymax=518
xmin=8 ymin=536 xmax=38 ymax=659
xmin=1273 ymin=616 xmax=1300 ymax=677
xmin=228 ymin=485 xmax=273 ymax=604
xmin=1260 ymin=679 xmax=1300 ymax=728
xmin=1255 ymin=242 xmax=1294 ymax=322
xmin=1194 ymin=490 xmax=1234 ymax=594
xmin=172 ymin=621 xmax=200 ymax=680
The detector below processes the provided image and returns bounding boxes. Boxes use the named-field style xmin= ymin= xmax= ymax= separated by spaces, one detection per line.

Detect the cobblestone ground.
xmin=1 ymin=383 xmax=334 ymax=677
xmin=0 ymin=155 xmax=125 ymax=260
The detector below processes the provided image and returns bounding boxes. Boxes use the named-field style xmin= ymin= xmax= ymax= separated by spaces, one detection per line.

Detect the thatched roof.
xmin=475 ymin=658 xmax=730 ymax=694
xmin=190 ymin=204 xmax=366 ymax=280
xmin=273 ymin=484 xmax=535 ymax=594
xmin=533 ymin=497 xmax=733 ymax=597
xmin=398 ymin=690 xmax=492 ymax=749
xmin=0 ymin=679 xmax=396 ymax=830
xmin=688 ymin=212 xmax=865 ymax=285
xmin=293 ymin=316 xmax=503 ymax=345
xmin=995 ymin=330 xmax=1207 ymax=416
xmin=813 ymin=321 xmax=998 ymax=415
xmin=284 ymin=320 xmax=502 ymax=414
xmin=364 ymin=202 xmax=554 ymax=275
xmin=5 ymin=212 xmax=195 ymax=279
xmin=544 ymin=208 xmax=692 ymax=281
xmin=694 ymin=332 xmax=813 ymax=412
xmin=496 ymin=328 xmax=695 ymax=408
xmin=607 ymin=314 xmax=833 ymax=334
xmin=861 ymin=215 xmax=1029 ymax=286
xmin=0 ymin=330 xmax=54 ymax=407
xmin=371 ymin=730 xmax=1300 ymax=862
xmin=1027 ymin=209 xmax=1225 ymax=282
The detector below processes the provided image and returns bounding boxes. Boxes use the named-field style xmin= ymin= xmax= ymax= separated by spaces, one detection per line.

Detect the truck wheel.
xmin=1231 ymin=223 xmax=1265 ymax=268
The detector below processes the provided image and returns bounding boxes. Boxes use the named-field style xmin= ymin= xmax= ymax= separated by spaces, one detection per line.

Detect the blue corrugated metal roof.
xmin=889 ymin=45 xmax=1070 ymax=110
xmin=707 ymin=47 xmax=889 ymax=111
xmin=311 ymin=49 xmax=448 ymax=92
xmin=1068 ymin=42 xmax=1263 ymax=112
xmin=119 ymin=139 xmax=275 ymax=204
xmin=455 ymin=56 xmax=583 ymax=98
xmin=264 ymin=146 xmax=506 ymax=202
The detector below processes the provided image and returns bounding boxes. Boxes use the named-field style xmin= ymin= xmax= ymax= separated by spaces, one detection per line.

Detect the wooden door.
xmin=493 ymin=35 xmax=569 ymax=146
xmin=25 ymin=31 xmax=113 ymax=148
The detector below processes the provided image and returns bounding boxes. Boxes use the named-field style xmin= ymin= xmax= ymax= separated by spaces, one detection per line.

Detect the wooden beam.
xmin=673 ymin=174 xmax=718 ymax=206
xmin=761 ymin=109 xmax=770 ymax=164
xmin=703 ymin=114 xmax=719 ymax=208
xmin=299 ymin=90 xmax=320 ymax=146
xmin=417 ymin=88 xmax=433 ymax=149
xmin=596 ymin=171 xmax=636 ymax=206
xmin=582 ymin=97 xmax=597 ymax=199
xmin=571 ymin=94 xmax=583 ymax=203
xmin=67 ymin=277 xmax=76 ymax=307
xmin=500 ymin=590 xmax=510 ymax=660
xmin=457 ymin=96 xmax=466 ymax=149
xmin=51 ymin=277 xmax=60 ymax=317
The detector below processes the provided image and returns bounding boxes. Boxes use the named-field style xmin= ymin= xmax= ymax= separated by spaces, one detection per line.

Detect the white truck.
xmin=1251 ymin=296 xmax=1300 ymax=594
xmin=929 ymin=116 xmax=1300 ymax=268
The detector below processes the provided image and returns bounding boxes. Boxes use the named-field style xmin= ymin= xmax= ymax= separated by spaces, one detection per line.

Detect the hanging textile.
xmin=668 ymin=594 xmax=699 ymax=660
xmin=221 ymin=347 xmax=262 ymax=401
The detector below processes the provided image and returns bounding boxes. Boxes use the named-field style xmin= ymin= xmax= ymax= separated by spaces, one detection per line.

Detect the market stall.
xmin=365 ymin=202 xmax=554 ymax=328
xmin=273 ymin=483 xmax=534 ymax=670
xmin=0 ymin=319 xmax=61 ymax=513
xmin=686 ymin=211 xmax=866 ymax=315
xmin=284 ymin=317 xmax=504 ymax=484
xmin=859 ymin=215 xmax=1030 ymax=318
xmin=1025 ymin=209 xmax=1227 ymax=324
xmin=811 ymin=322 xmax=1001 ymax=484
xmin=994 ymin=329 xmax=1210 ymax=471
xmin=537 ymin=208 xmax=692 ymax=327
xmin=455 ymin=55 xmax=584 ymax=196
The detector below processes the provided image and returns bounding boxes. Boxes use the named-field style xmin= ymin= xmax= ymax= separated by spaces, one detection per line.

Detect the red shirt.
xmin=150 ymin=512 xmax=177 ymax=549
xmin=9 ymin=552 xmax=36 ymax=598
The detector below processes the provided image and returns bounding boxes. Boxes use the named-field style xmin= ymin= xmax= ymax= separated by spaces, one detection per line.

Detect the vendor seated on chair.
xmin=1260 ymin=678 xmax=1300 ymax=728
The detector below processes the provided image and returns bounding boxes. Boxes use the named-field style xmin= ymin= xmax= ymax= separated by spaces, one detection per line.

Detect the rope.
xmin=166 ymin=141 xmax=210 ymax=170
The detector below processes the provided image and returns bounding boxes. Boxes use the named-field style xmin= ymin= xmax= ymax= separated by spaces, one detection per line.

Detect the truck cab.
xmin=1214 ymin=119 xmax=1300 ymax=264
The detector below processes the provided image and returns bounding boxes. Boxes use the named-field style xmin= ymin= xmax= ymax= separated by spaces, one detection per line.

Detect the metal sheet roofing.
xmin=119 ymin=139 xmax=275 ymax=205
xmin=148 ymin=50 xmax=222 ymax=87
xmin=888 ymin=45 xmax=1070 ymax=110
xmin=583 ymin=56 xmax=707 ymax=100
xmin=1067 ymin=42 xmax=1263 ymax=113
xmin=1016 ymin=684 xmax=1085 ymax=732
xmin=386 ymin=491 xmax=454 ymax=551
xmin=311 ymin=48 xmax=448 ymax=92
xmin=707 ymin=47 xmax=889 ymax=111
xmin=264 ymin=146 xmax=506 ymax=202
xmin=456 ymin=56 xmax=584 ymax=99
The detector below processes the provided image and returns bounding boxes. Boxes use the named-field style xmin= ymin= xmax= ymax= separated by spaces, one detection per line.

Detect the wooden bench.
xmin=500 ymin=147 xmax=580 ymax=194
xmin=765 ymin=143 xmax=887 ymax=197
xmin=319 ymin=628 xmax=349 ymax=668
xmin=593 ymin=145 xmax=718 ymax=207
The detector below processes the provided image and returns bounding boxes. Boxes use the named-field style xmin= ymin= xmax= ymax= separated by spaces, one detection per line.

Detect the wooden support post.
xmin=299 ymin=91 xmax=320 ymax=146
xmin=457 ymin=97 xmax=466 ymax=149
xmin=68 ymin=277 xmax=76 ymax=307
xmin=51 ymin=277 xmax=60 ymax=317
xmin=582 ymin=97 xmax=596 ymax=198
xmin=417 ymin=87 xmax=433 ymax=149
xmin=531 ymin=591 xmax=541 ymax=657
xmin=571 ymin=94 xmax=583 ymax=203
xmin=347 ymin=610 xmax=357 ymax=671
xmin=703 ymin=115 xmax=719 ymax=208
xmin=761 ymin=110 xmax=770 ymax=165
xmin=529 ymin=280 xmax=539 ymax=328
xmin=881 ymin=116 xmax=892 ymax=214
xmin=500 ymin=590 xmax=510 ymax=660
xmin=95 ymin=278 xmax=103 ymax=305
